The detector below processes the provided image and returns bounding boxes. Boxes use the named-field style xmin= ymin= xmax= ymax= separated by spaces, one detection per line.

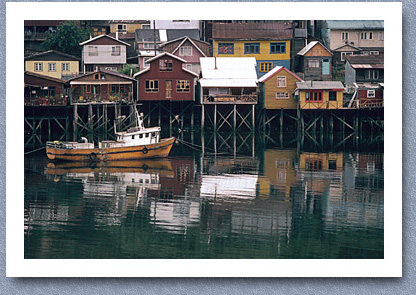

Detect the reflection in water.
xmin=25 ymin=134 xmax=383 ymax=259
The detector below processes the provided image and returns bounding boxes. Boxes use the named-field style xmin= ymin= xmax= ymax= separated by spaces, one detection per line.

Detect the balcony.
xmin=203 ymin=94 xmax=257 ymax=104
xmin=24 ymin=96 xmax=68 ymax=106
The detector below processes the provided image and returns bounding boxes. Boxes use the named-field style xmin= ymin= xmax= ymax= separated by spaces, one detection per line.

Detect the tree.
xmin=118 ymin=64 xmax=139 ymax=77
xmin=41 ymin=21 xmax=89 ymax=57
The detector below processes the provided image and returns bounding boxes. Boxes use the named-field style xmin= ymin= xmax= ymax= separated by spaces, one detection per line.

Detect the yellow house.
xmin=258 ymin=66 xmax=303 ymax=110
xmin=299 ymin=152 xmax=343 ymax=171
xmin=295 ymin=81 xmax=345 ymax=109
xmin=213 ymin=39 xmax=291 ymax=77
xmin=24 ymin=50 xmax=80 ymax=80
xmin=109 ymin=20 xmax=150 ymax=34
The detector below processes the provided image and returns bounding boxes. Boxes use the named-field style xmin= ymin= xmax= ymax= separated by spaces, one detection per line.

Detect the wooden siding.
xmin=138 ymin=57 xmax=196 ymax=101
xmin=25 ymin=60 xmax=79 ymax=79
xmin=299 ymin=89 xmax=344 ymax=109
xmin=263 ymin=68 xmax=301 ymax=110
xmin=303 ymin=44 xmax=332 ymax=57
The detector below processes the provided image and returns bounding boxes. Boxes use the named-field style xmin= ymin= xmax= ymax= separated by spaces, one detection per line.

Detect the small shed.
xmin=297 ymin=41 xmax=333 ymax=81
xmin=24 ymin=71 xmax=68 ymax=106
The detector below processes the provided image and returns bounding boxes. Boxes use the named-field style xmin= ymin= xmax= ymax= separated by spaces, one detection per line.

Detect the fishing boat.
xmin=46 ymin=111 xmax=175 ymax=162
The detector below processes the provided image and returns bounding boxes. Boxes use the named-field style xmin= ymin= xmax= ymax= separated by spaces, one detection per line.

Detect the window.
xmin=111 ymin=46 xmax=121 ymax=56
xmin=48 ymin=63 xmax=56 ymax=72
xmin=379 ymin=31 xmax=384 ymax=41
xmin=342 ymin=32 xmax=349 ymax=40
xmin=139 ymin=134 xmax=143 ymax=139
xmin=218 ymin=43 xmax=234 ymax=54
xmin=329 ymin=91 xmax=337 ymax=101
xmin=141 ymin=24 xmax=150 ymax=29
xmin=276 ymin=92 xmax=289 ymax=99
xmin=145 ymin=133 xmax=149 ymax=138
xmin=270 ymin=42 xmax=286 ymax=54
xmin=62 ymin=63 xmax=70 ymax=71
xmin=305 ymin=159 xmax=323 ymax=171
xmin=277 ymin=76 xmax=286 ymax=87
xmin=369 ymin=32 xmax=373 ymax=40
xmin=365 ymin=70 xmax=379 ymax=80
xmin=88 ymin=46 xmax=98 ymax=56
xmin=117 ymin=24 xmax=127 ymax=32
xmin=143 ymin=57 xmax=151 ymax=68
xmin=308 ymin=59 xmax=320 ymax=68
xmin=341 ymin=52 xmax=353 ymax=61
xmin=145 ymin=80 xmax=159 ymax=92
xmin=159 ymin=59 xmax=173 ymax=71
xmin=367 ymin=90 xmax=376 ymax=98
xmin=244 ymin=43 xmax=260 ymax=54
xmin=360 ymin=32 xmax=367 ymax=40
xmin=34 ymin=63 xmax=43 ymax=71
xmin=85 ymin=85 xmax=91 ymax=93
xmin=176 ymin=80 xmax=190 ymax=92
xmin=179 ymin=46 xmax=192 ymax=56
xmin=143 ymin=43 xmax=156 ymax=49
xmin=112 ymin=85 xmax=120 ymax=94
xmin=260 ymin=62 xmax=273 ymax=72
xmin=370 ymin=51 xmax=379 ymax=55
xmin=132 ymin=135 xmax=135 ymax=140
xmin=305 ymin=91 xmax=323 ymax=102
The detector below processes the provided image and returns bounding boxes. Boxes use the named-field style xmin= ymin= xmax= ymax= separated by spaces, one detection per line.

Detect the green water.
xmin=24 ymin=132 xmax=383 ymax=259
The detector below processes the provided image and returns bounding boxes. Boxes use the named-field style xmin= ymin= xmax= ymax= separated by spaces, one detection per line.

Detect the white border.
xmin=7 ymin=2 xmax=402 ymax=277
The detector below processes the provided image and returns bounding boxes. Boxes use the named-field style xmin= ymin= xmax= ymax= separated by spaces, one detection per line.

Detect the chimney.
xmin=116 ymin=31 xmax=119 ymax=40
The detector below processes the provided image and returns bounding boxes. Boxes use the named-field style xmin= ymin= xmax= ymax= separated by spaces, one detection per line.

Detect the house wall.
xmin=153 ymin=20 xmax=200 ymax=30
xmin=355 ymin=69 xmax=384 ymax=83
xmin=83 ymin=44 xmax=127 ymax=65
xmin=138 ymin=57 xmax=196 ymax=101
xmin=329 ymin=29 xmax=384 ymax=50
xmin=24 ymin=74 xmax=65 ymax=96
xmin=302 ymin=56 xmax=332 ymax=81
xmin=262 ymin=69 xmax=301 ymax=110
xmin=213 ymin=39 xmax=291 ymax=74
xmin=299 ymin=89 xmax=343 ymax=109
xmin=110 ymin=23 xmax=144 ymax=34
xmin=25 ymin=60 xmax=79 ymax=79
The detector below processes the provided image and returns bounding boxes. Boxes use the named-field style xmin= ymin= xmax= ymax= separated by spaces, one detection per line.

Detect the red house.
xmin=134 ymin=52 xmax=198 ymax=101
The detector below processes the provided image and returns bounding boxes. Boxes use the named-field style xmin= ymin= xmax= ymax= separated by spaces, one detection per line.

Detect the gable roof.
xmin=24 ymin=50 xmax=80 ymax=61
xmin=161 ymin=36 xmax=208 ymax=57
xmin=333 ymin=44 xmax=362 ymax=51
xmin=79 ymin=34 xmax=130 ymax=46
xmin=296 ymin=81 xmax=345 ymax=90
xmin=326 ymin=20 xmax=384 ymax=30
xmin=24 ymin=71 xmax=67 ymax=84
xmin=258 ymin=66 xmax=303 ymax=83
xmin=297 ymin=41 xmax=333 ymax=56
xmin=68 ymin=69 xmax=136 ymax=82
xmin=199 ymin=57 xmax=257 ymax=88
xmin=133 ymin=52 xmax=198 ymax=78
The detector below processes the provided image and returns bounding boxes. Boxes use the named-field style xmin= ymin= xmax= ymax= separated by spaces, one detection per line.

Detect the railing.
xmin=203 ymin=94 xmax=257 ymax=104
xmin=71 ymin=93 xmax=133 ymax=104
xmin=300 ymin=100 xmax=346 ymax=110
xmin=358 ymin=99 xmax=384 ymax=109
xmin=24 ymin=96 xmax=68 ymax=106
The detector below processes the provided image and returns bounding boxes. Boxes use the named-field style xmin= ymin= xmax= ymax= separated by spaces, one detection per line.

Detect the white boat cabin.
xmin=99 ymin=126 xmax=161 ymax=148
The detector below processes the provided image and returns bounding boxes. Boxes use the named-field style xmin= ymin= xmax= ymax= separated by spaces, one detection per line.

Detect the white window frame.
xmin=111 ymin=46 xmax=121 ymax=56
xmin=62 ymin=63 xmax=70 ymax=71
xmin=360 ymin=32 xmax=367 ymax=40
xmin=179 ymin=46 xmax=192 ymax=56
xmin=176 ymin=80 xmax=190 ymax=92
xmin=117 ymin=24 xmax=127 ymax=33
xmin=308 ymin=59 xmax=320 ymax=68
xmin=277 ymin=76 xmax=286 ymax=88
xmin=341 ymin=32 xmax=349 ymax=40
xmin=367 ymin=90 xmax=376 ymax=98
xmin=379 ymin=31 xmax=384 ymax=41
xmin=365 ymin=70 xmax=379 ymax=80
xmin=48 ymin=63 xmax=56 ymax=72
xmin=145 ymin=80 xmax=159 ymax=92
xmin=143 ymin=57 xmax=151 ymax=68
xmin=368 ymin=31 xmax=373 ymax=40
xmin=370 ymin=51 xmax=379 ymax=55
xmin=88 ymin=46 xmax=98 ymax=56
xmin=143 ymin=43 xmax=156 ymax=50
xmin=34 ymin=62 xmax=43 ymax=71
xmin=276 ymin=92 xmax=289 ymax=99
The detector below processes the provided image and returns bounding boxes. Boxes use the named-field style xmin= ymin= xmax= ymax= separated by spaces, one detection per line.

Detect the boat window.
xmin=145 ymin=133 xmax=149 ymax=138
xmin=132 ymin=135 xmax=135 ymax=140
xmin=139 ymin=134 xmax=143 ymax=139
xmin=151 ymin=132 xmax=156 ymax=137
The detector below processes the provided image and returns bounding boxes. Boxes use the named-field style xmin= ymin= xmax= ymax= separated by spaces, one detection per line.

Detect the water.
xmin=24 ymin=132 xmax=384 ymax=259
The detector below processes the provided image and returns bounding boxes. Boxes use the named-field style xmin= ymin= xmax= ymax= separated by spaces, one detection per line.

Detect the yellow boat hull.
xmin=46 ymin=137 xmax=175 ymax=162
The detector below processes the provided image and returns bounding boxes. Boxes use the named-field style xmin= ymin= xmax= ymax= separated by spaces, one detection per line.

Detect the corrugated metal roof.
xmin=212 ymin=22 xmax=293 ymax=40
xmin=135 ymin=29 xmax=160 ymax=42
xmin=199 ymin=57 xmax=258 ymax=88
xmin=326 ymin=20 xmax=384 ymax=30
xmin=345 ymin=55 xmax=384 ymax=68
xmin=296 ymin=81 xmax=345 ymax=90
xmin=166 ymin=29 xmax=200 ymax=41
xmin=257 ymin=66 xmax=283 ymax=82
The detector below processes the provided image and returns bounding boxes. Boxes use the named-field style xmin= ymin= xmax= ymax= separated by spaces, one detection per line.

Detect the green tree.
xmin=118 ymin=64 xmax=139 ymax=76
xmin=41 ymin=21 xmax=89 ymax=57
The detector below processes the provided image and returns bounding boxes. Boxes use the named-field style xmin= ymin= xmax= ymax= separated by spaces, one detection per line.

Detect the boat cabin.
xmin=99 ymin=126 xmax=161 ymax=148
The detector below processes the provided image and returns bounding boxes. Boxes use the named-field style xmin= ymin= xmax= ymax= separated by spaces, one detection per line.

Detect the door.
xmin=322 ymin=58 xmax=330 ymax=75
xmin=166 ymin=80 xmax=172 ymax=99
